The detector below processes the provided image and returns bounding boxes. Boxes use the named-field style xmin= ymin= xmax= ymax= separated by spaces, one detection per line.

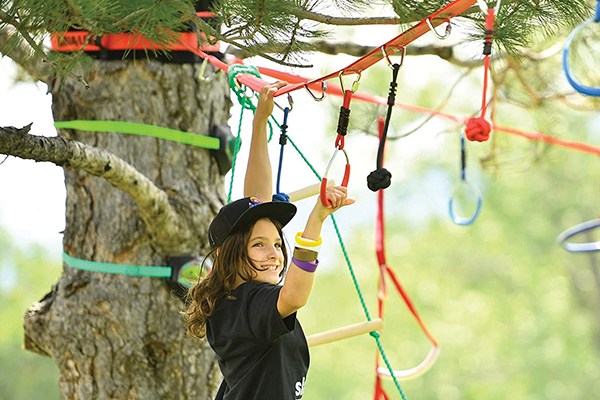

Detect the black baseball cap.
xmin=208 ymin=197 xmax=297 ymax=248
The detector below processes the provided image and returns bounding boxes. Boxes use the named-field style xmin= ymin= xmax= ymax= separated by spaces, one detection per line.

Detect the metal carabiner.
xmin=305 ymin=81 xmax=328 ymax=101
xmin=274 ymin=93 xmax=294 ymax=112
xmin=320 ymin=147 xmax=351 ymax=207
xmin=425 ymin=18 xmax=452 ymax=40
xmin=198 ymin=57 xmax=220 ymax=82
xmin=381 ymin=45 xmax=406 ymax=69
xmin=338 ymin=71 xmax=361 ymax=94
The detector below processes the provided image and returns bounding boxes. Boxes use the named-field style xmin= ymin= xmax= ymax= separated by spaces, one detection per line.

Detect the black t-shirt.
xmin=207 ymin=281 xmax=310 ymax=400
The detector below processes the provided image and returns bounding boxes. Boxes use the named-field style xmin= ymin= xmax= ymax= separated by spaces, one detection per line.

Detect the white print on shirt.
xmin=295 ymin=376 xmax=306 ymax=399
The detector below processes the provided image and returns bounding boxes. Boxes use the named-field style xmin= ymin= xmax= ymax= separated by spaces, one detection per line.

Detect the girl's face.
xmin=247 ymin=218 xmax=285 ymax=285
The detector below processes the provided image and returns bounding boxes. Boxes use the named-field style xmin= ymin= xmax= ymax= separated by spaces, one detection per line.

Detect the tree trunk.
xmin=23 ymin=59 xmax=230 ymax=399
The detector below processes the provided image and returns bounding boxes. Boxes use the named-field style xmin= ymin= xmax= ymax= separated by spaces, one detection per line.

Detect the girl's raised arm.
xmin=277 ymin=186 xmax=355 ymax=318
xmin=244 ymin=81 xmax=287 ymax=202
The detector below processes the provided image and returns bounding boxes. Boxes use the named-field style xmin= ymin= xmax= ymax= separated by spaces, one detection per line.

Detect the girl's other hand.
xmin=314 ymin=185 xmax=355 ymax=221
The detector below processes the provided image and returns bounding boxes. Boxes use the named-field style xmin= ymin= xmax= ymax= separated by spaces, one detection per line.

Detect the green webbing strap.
xmin=63 ymin=252 xmax=172 ymax=278
xmin=54 ymin=120 xmax=220 ymax=150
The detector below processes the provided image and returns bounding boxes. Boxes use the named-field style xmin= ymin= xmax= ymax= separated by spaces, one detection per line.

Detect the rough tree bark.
xmin=20 ymin=59 xmax=231 ymax=399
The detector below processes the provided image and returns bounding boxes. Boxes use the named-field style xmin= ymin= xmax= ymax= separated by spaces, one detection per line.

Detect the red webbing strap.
xmin=465 ymin=7 xmax=495 ymax=142
xmin=274 ymin=0 xmax=477 ymax=97
xmin=374 ymin=118 xmax=389 ymax=400
xmin=374 ymin=372 xmax=391 ymax=400
xmin=480 ymin=8 xmax=495 ymax=117
xmin=373 ymin=116 xmax=439 ymax=398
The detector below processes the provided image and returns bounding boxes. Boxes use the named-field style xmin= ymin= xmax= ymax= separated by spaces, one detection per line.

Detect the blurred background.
xmin=1 ymin=18 xmax=599 ymax=399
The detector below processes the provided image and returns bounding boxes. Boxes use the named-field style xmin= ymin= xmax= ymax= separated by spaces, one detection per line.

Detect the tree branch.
xmin=290 ymin=9 xmax=401 ymax=26
xmin=288 ymin=2 xmax=490 ymax=26
xmin=227 ymin=39 xmax=481 ymax=68
xmin=0 ymin=125 xmax=194 ymax=253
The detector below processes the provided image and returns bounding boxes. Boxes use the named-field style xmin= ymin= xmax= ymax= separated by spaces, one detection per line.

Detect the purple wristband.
xmin=291 ymin=257 xmax=319 ymax=273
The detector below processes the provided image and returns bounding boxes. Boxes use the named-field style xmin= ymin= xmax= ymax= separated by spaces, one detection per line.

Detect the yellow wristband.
xmin=295 ymin=232 xmax=323 ymax=247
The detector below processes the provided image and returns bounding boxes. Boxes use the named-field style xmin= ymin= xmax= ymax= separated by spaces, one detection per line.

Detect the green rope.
xmin=228 ymin=64 xmax=261 ymax=111
xmin=226 ymin=65 xmax=260 ymax=203
xmin=268 ymin=114 xmax=408 ymax=399
xmin=331 ymin=216 xmax=372 ymax=321
xmin=370 ymin=331 xmax=408 ymax=400
xmin=332 ymin=216 xmax=407 ymax=400
xmin=227 ymin=105 xmax=245 ymax=204
xmin=287 ymin=136 xmax=322 ymax=180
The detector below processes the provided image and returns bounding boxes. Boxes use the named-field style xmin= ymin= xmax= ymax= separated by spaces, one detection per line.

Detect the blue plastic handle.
xmin=556 ymin=218 xmax=600 ymax=253
xmin=448 ymin=180 xmax=483 ymax=226
xmin=562 ymin=19 xmax=600 ymax=97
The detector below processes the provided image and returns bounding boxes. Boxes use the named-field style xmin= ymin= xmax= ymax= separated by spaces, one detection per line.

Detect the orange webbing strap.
xmin=188 ymin=0 xmax=477 ymax=97
xmin=50 ymin=31 xmax=220 ymax=53
xmin=373 ymin=117 xmax=439 ymax=399
xmin=51 ymin=11 xmax=219 ymax=53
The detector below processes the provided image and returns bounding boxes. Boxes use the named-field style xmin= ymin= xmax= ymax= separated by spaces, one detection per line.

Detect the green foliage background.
xmin=0 ymin=233 xmax=60 ymax=400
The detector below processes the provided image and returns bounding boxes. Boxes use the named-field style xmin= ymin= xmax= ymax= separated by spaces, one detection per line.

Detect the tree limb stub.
xmin=0 ymin=126 xmax=194 ymax=253
xmin=0 ymin=26 xmax=53 ymax=84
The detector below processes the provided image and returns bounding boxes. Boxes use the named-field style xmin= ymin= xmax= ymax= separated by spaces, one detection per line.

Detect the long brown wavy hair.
xmin=185 ymin=217 xmax=288 ymax=339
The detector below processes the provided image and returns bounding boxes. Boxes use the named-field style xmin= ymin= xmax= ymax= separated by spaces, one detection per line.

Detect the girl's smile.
xmin=247 ymin=218 xmax=285 ymax=284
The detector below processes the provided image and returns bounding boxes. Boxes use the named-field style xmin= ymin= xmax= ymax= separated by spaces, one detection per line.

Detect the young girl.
xmin=186 ymin=82 xmax=354 ymax=399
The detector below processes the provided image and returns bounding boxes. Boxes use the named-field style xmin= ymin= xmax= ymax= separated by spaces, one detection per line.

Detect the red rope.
xmin=465 ymin=7 xmax=495 ymax=142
